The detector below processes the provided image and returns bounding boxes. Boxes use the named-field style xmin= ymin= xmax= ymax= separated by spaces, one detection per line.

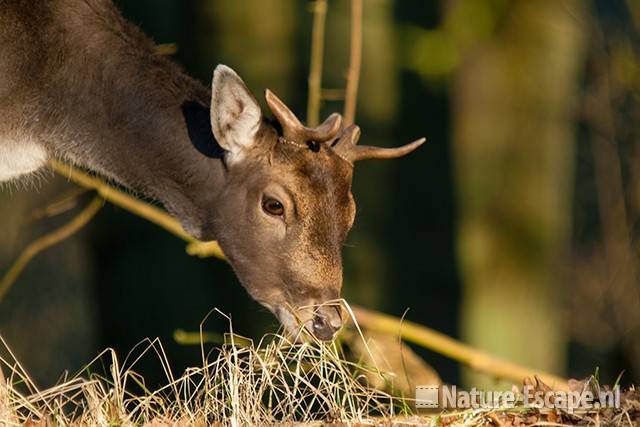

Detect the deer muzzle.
xmin=310 ymin=303 xmax=343 ymax=341
xmin=273 ymin=302 xmax=344 ymax=342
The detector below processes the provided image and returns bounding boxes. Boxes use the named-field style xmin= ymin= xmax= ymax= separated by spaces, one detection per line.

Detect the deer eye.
xmin=262 ymin=197 xmax=285 ymax=216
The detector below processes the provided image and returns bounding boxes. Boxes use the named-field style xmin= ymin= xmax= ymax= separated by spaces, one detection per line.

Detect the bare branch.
xmin=321 ymin=88 xmax=346 ymax=101
xmin=306 ymin=0 xmax=328 ymax=127
xmin=351 ymin=305 xmax=570 ymax=390
xmin=24 ymin=187 xmax=87 ymax=225
xmin=50 ymin=161 xmax=191 ymax=241
xmin=155 ymin=43 xmax=177 ymax=55
xmin=48 ymin=160 xmax=225 ymax=258
xmin=343 ymin=0 xmax=362 ymax=126
xmin=0 ymin=196 xmax=103 ymax=303
xmin=44 ymin=161 xmax=567 ymax=385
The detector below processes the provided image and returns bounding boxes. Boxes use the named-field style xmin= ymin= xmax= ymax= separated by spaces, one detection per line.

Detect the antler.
xmin=265 ymin=89 xmax=342 ymax=142
xmin=265 ymin=90 xmax=426 ymax=163
xmin=333 ymin=125 xmax=426 ymax=163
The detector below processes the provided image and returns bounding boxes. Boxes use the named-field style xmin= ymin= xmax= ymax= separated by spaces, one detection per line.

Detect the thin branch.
xmin=306 ymin=0 xmax=328 ymax=127
xmin=321 ymin=88 xmax=346 ymax=101
xmin=24 ymin=187 xmax=88 ymax=225
xmin=351 ymin=305 xmax=570 ymax=390
xmin=343 ymin=0 xmax=363 ymax=126
xmin=48 ymin=160 xmax=226 ymax=259
xmin=0 ymin=197 xmax=103 ymax=303
xmin=155 ymin=43 xmax=178 ymax=56
xmin=46 ymin=159 xmax=566 ymax=386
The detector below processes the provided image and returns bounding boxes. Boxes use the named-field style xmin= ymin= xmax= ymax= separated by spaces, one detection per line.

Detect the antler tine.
xmin=307 ymin=113 xmax=343 ymax=142
xmin=333 ymin=125 xmax=361 ymax=161
xmin=352 ymin=137 xmax=426 ymax=161
xmin=333 ymin=125 xmax=426 ymax=163
xmin=265 ymin=89 xmax=304 ymax=140
xmin=265 ymin=89 xmax=343 ymax=142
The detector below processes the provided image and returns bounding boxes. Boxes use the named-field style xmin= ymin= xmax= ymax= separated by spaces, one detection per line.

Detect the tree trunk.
xmin=452 ymin=1 xmax=587 ymax=387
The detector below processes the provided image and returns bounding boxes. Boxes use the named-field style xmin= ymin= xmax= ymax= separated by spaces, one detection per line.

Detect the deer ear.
xmin=210 ymin=65 xmax=262 ymax=163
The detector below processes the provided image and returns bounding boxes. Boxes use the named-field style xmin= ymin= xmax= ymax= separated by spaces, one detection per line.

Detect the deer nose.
xmin=311 ymin=305 xmax=343 ymax=341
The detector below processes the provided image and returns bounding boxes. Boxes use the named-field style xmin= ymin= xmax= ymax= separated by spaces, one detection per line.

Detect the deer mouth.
xmin=274 ymin=305 xmax=309 ymax=339
xmin=273 ymin=304 xmax=343 ymax=342
xmin=271 ymin=305 xmax=322 ymax=341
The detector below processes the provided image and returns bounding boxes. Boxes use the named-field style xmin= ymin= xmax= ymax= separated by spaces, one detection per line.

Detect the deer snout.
xmin=311 ymin=304 xmax=343 ymax=341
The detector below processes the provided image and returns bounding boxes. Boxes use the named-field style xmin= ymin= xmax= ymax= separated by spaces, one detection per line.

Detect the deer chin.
xmin=273 ymin=305 xmax=315 ymax=341
xmin=258 ymin=298 xmax=343 ymax=342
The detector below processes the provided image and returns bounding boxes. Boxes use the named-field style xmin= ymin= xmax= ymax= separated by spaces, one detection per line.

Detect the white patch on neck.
xmin=0 ymin=137 xmax=47 ymax=181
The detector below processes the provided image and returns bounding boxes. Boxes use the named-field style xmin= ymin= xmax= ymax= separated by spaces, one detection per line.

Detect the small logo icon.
xmin=416 ymin=385 xmax=439 ymax=408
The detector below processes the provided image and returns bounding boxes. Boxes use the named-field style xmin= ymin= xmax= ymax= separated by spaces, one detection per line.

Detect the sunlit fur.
xmin=0 ymin=0 xmax=357 ymax=340
xmin=211 ymin=119 xmax=356 ymax=337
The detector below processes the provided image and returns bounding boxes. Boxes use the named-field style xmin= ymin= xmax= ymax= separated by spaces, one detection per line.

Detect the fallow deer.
xmin=0 ymin=0 xmax=425 ymax=340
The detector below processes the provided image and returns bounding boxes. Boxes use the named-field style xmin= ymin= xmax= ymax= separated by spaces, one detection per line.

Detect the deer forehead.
xmin=236 ymin=132 xmax=355 ymax=238
xmin=284 ymin=153 xmax=353 ymax=222
xmin=292 ymin=177 xmax=354 ymax=261
xmin=272 ymin=140 xmax=353 ymax=191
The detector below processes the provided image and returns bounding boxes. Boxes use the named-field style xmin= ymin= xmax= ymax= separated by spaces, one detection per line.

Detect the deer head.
xmin=208 ymin=65 xmax=425 ymax=341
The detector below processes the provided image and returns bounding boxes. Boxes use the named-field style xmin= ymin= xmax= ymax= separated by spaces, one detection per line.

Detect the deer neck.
xmin=39 ymin=50 xmax=228 ymax=239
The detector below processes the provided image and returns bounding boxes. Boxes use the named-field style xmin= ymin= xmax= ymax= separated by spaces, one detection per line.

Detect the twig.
xmin=24 ymin=186 xmax=88 ymax=225
xmin=321 ymin=88 xmax=346 ymax=101
xmin=343 ymin=0 xmax=362 ymax=126
xmin=306 ymin=0 xmax=328 ymax=127
xmin=351 ymin=305 xmax=570 ymax=390
xmin=49 ymin=160 xmax=225 ymax=258
xmin=156 ymin=43 xmax=178 ymax=56
xmin=173 ymin=328 xmax=224 ymax=345
xmin=0 ymin=197 xmax=103 ymax=303
xmin=45 ymin=160 xmax=567 ymax=386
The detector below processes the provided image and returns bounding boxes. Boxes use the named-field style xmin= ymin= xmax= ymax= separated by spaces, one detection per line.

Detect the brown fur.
xmin=0 ymin=0 xmax=357 ymax=339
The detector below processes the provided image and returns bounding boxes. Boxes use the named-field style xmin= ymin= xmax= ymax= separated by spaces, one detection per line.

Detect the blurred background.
xmin=0 ymin=0 xmax=638 ymax=390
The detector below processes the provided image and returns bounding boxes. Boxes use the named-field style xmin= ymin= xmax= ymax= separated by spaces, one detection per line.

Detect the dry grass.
xmin=0 ymin=308 xmax=407 ymax=426
xmin=0 ymin=307 xmax=637 ymax=426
